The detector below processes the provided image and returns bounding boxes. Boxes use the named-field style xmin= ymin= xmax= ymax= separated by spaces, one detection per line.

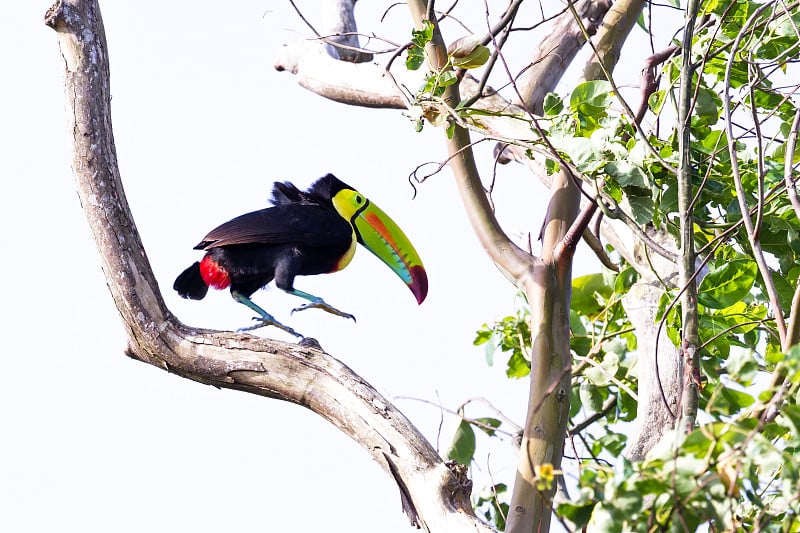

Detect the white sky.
xmin=2 ymin=1 xmax=679 ymax=532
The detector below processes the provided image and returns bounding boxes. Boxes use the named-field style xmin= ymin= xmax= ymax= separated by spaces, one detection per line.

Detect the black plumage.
xmin=173 ymin=173 xmax=427 ymax=336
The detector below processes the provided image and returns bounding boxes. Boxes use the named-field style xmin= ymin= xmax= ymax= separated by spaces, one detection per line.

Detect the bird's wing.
xmin=194 ymin=204 xmax=352 ymax=249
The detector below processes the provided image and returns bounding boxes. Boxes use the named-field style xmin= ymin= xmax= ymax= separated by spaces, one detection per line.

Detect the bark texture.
xmin=276 ymin=0 xmax=677 ymax=525
xmin=514 ymin=0 xmax=613 ymax=114
xmin=45 ymin=1 xmax=492 ymax=530
xmin=274 ymin=0 xmax=684 ymax=465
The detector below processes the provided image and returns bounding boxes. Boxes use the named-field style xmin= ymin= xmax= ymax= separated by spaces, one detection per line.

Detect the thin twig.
xmin=722 ymin=0 xmax=788 ymax=345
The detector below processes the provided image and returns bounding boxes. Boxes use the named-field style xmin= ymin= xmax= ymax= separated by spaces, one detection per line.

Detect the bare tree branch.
xmin=394 ymin=2 xmax=577 ymax=531
xmin=275 ymin=44 xmax=411 ymax=108
xmin=321 ymin=0 xmax=374 ymax=62
xmin=514 ymin=0 xmax=612 ymax=114
xmin=403 ymin=3 xmax=538 ymax=287
xmin=581 ymin=0 xmax=644 ymax=82
xmin=44 ymin=1 xmax=493 ymax=531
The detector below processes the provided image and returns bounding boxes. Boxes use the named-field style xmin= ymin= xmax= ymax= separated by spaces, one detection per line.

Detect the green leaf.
xmin=543 ymin=93 xmax=564 ymax=116
xmin=476 ymin=484 xmax=508 ymax=530
xmin=445 ymin=120 xmax=456 ymax=139
xmin=596 ymin=431 xmax=627 ymax=456
xmin=437 ymin=70 xmax=458 ymax=87
xmin=613 ymin=488 xmax=643 ymax=514
xmin=617 ymin=391 xmax=637 ymax=421
xmin=406 ymin=46 xmax=425 ymax=71
xmin=572 ymin=273 xmax=613 ymax=317
xmin=648 ymin=89 xmax=667 ymax=114
xmin=627 ymin=195 xmax=655 ymax=225
xmin=614 ymin=266 xmax=639 ymax=295
xmin=588 ymin=504 xmax=623 ymax=533
xmin=446 ymin=34 xmax=491 ymax=70
xmin=446 ymin=420 xmax=476 ymax=465
xmin=473 ymin=328 xmax=492 ymax=346
xmin=766 ymin=340 xmax=785 ymax=365
xmin=570 ymin=80 xmax=613 ymax=117
xmin=782 ymin=405 xmax=800 ymax=440
xmin=506 ymin=349 xmax=531 ymax=378
xmin=570 ymin=385 xmax=582 ymax=418
xmin=693 ymin=87 xmax=721 ymax=126
xmin=406 ymin=20 xmax=434 ymax=71
xmin=585 ymin=352 xmax=620 ymax=387
xmin=698 ymin=260 xmax=758 ymax=309
xmin=411 ymin=20 xmax=434 ymax=47
xmin=605 ymin=160 xmax=649 ymax=190
xmin=474 ymin=417 xmax=502 ymax=436
xmin=682 ymin=422 xmax=719 ymax=456
xmin=557 ymin=500 xmax=595 ymax=529
xmin=707 ymin=385 xmax=755 ymax=416
xmin=579 ymin=381 xmax=603 ymax=412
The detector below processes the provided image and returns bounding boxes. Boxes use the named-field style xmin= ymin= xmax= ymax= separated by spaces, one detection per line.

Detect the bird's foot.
xmin=238 ymin=316 xmax=303 ymax=337
xmin=291 ymin=301 xmax=356 ymax=322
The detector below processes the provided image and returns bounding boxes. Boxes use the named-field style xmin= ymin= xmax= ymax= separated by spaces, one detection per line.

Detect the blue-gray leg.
xmin=232 ymin=291 xmax=302 ymax=337
xmin=287 ymin=288 xmax=356 ymax=322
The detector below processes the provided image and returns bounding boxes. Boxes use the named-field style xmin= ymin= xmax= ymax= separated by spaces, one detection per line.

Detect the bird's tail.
xmin=173 ymin=262 xmax=209 ymax=300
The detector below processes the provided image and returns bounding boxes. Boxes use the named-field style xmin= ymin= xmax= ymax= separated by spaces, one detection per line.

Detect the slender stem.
xmin=722 ymin=1 xmax=788 ymax=345
xmin=676 ymin=0 xmax=701 ymax=433
xmin=783 ymin=109 xmax=800 ymax=351
xmin=782 ymin=109 xmax=800 ymax=223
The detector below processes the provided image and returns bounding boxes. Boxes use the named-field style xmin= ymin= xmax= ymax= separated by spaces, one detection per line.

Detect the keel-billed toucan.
xmin=173 ymin=174 xmax=428 ymax=336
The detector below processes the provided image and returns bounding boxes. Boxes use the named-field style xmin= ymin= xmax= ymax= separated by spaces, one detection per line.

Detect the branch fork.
xmin=45 ymin=1 xmax=492 ymax=531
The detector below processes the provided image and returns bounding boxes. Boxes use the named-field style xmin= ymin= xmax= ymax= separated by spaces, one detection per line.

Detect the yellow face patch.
xmin=329 ymin=185 xmax=428 ymax=303
xmin=331 ymin=189 xmax=367 ymax=221
xmin=330 ymin=188 xmax=365 ymax=272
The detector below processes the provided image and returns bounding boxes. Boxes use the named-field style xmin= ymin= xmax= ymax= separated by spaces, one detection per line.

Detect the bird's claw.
xmin=238 ymin=316 xmax=303 ymax=337
xmin=291 ymin=302 xmax=356 ymax=322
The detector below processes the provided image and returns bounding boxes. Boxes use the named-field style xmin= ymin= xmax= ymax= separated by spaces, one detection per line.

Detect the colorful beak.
xmin=353 ymin=201 xmax=428 ymax=304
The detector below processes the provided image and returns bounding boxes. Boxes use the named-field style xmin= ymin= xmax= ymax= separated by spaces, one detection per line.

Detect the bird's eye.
xmin=355 ymin=195 xmax=364 ymax=204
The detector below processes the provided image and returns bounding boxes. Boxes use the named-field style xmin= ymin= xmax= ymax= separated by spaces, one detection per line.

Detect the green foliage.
xmin=476 ymin=268 xmax=639 ymax=434
xmin=403 ymin=21 xmax=494 ymax=131
xmin=474 ymin=306 xmax=532 ymax=378
xmin=475 ymin=483 xmax=509 ymax=531
xmin=448 ymin=35 xmax=491 ymax=69
xmin=406 ymin=20 xmax=433 ymax=71
xmin=531 ymin=4 xmax=800 ymax=524
xmin=446 ymin=419 xmax=476 ymax=466
xmin=698 ymin=259 xmax=758 ymax=309
xmin=543 ymin=93 xmax=564 ymax=116
xmin=405 ymin=1 xmax=800 ymax=531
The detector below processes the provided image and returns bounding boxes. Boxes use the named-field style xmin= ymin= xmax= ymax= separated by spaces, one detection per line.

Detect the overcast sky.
xmin=2 ymin=2 xmax=678 ymax=532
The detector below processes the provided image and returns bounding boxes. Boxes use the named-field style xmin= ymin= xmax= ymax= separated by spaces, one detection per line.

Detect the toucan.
xmin=173 ymin=174 xmax=428 ymax=336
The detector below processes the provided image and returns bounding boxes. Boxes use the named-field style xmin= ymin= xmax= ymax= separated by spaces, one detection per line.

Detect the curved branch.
xmin=44 ymin=1 xmax=491 ymax=531
xmin=275 ymin=43 xmax=411 ymax=108
xmin=403 ymin=2 xmax=536 ymax=288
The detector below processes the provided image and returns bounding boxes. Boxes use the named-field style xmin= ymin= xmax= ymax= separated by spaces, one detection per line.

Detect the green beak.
xmin=352 ymin=201 xmax=428 ymax=304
